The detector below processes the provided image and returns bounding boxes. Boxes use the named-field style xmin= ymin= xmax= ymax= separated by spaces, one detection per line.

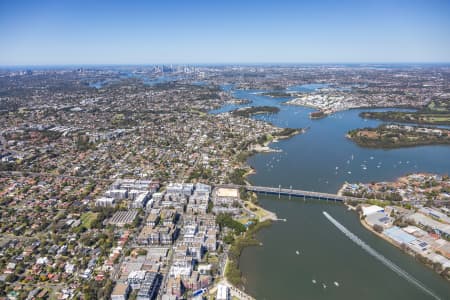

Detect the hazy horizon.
xmin=2 ymin=62 xmax=450 ymax=69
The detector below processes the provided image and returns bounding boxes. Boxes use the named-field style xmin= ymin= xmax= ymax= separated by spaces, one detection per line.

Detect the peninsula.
xmin=359 ymin=100 xmax=450 ymax=126
xmin=261 ymin=91 xmax=293 ymax=98
xmin=232 ymin=106 xmax=280 ymax=117
xmin=347 ymin=124 xmax=450 ymax=148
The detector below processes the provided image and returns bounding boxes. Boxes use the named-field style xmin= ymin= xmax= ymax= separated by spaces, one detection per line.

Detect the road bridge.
xmin=215 ymin=184 xmax=450 ymax=205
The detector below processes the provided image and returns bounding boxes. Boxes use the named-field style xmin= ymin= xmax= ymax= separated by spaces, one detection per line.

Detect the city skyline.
xmin=1 ymin=0 xmax=450 ymax=65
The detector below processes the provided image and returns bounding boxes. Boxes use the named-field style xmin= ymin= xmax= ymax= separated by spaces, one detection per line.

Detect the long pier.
xmin=215 ymin=184 xmax=450 ymax=205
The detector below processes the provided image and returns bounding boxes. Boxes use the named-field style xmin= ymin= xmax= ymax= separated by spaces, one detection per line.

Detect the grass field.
xmin=244 ymin=201 xmax=270 ymax=220
xmin=80 ymin=212 xmax=98 ymax=229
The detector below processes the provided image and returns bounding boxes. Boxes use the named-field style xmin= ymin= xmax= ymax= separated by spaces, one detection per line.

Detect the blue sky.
xmin=0 ymin=0 xmax=449 ymax=65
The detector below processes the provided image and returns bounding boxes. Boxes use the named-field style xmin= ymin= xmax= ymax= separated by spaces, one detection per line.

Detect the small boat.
xmin=296 ymin=250 xmax=300 ymax=255
xmin=322 ymin=283 xmax=327 ymax=289
xmin=347 ymin=171 xmax=352 ymax=174
xmin=362 ymin=166 xmax=367 ymax=170
xmin=334 ymin=281 xmax=339 ymax=287
xmin=370 ymin=156 xmax=374 ymax=160
xmin=312 ymin=280 xmax=317 ymax=284
xmin=259 ymin=242 xmax=263 ymax=246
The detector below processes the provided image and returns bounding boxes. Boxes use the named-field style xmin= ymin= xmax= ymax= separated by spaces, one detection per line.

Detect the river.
xmin=212 ymin=86 xmax=450 ymax=300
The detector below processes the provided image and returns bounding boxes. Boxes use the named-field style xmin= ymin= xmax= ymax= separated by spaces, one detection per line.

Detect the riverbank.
xmin=283 ymin=99 xmax=330 ymax=113
xmin=273 ymin=127 xmax=304 ymax=140
xmin=226 ymin=126 xmax=302 ymax=294
xmin=359 ymin=111 xmax=450 ymax=126
xmin=243 ymin=200 xmax=278 ymax=222
xmin=248 ymin=143 xmax=282 ymax=153
xmin=232 ymin=106 xmax=280 ymax=117
xmin=216 ymin=86 xmax=450 ymax=298
xmin=248 ymin=128 xmax=303 ymax=154
xmin=348 ymin=203 xmax=450 ymax=282
xmin=225 ymin=219 xmax=273 ymax=288
xmin=347 ymin=124 xmax=450 ymax=149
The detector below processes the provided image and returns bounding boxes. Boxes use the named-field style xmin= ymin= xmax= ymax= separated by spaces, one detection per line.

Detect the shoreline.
xmin=224 ymin=93 xmax=440 ymax=292
xmin=248 ymin=128 xmax=303 ymax=154
xmin=346 ymin=202 xmax=450 ymax=282
xmin=217 ymin=87 xmax=450 ymax=296
xmin=282 ymin=101 xmax=423 ymax=119
xmin=227 ymin=126 xmax=302 ymax=293
xmin=346 ymin=137 xmax=450 ymax=149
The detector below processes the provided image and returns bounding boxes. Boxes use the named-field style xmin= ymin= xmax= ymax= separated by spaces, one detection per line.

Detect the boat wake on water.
xmin=322 ymin=211 xmax=441 ymax=300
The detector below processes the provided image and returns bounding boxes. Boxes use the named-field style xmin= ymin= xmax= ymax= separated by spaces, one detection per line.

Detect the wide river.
xmin=211 ymin=85 xmax=450 ymax=300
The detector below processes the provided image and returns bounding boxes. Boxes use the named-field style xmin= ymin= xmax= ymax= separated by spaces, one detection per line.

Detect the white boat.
xmin=322 ymin=283 xmax=327 ymax=289
xmin=347 ymin=171 xmax=352 ymax=174
xmin=312 ymin=279 xmax=317 ymax=284
xmin=334 ymin=281 xmax=339 ymax=287
xmin=296 ymin=250 xmax=300 ymax=255
xmin=370 ymin=156 xmax=374 ymax=160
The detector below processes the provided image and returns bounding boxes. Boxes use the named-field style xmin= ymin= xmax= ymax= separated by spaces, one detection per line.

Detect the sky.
xmin=0 ymin=0 xmax=449 ymax=65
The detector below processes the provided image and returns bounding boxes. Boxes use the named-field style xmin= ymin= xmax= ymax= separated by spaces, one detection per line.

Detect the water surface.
xmin=213 ymin=86 xmax=450 ymax=300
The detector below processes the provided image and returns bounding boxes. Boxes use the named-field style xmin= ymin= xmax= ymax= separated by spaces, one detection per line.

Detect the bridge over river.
xmin=215 ymin=184 xmax=450 ymax=206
